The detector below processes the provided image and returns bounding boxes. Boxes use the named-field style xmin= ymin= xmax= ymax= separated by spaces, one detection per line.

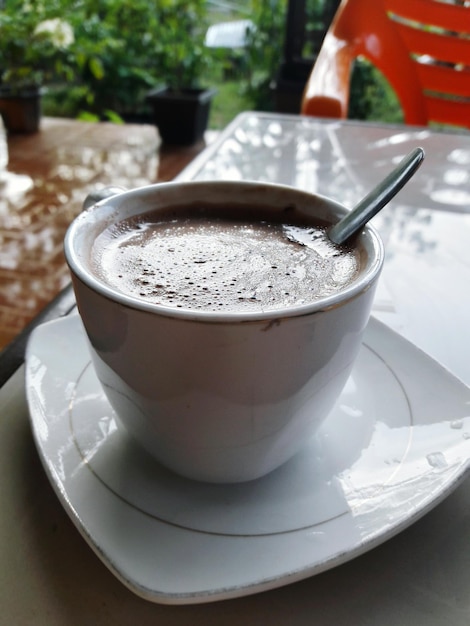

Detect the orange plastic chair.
xmin=301 ymin=0 xmax=470 ymax=129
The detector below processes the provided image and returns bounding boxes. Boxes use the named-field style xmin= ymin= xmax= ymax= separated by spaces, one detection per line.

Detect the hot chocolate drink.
xmin=91 ymin=204 xmax=361 ymax=313
xmin=66 ymin=180 xmax=383 ymax=482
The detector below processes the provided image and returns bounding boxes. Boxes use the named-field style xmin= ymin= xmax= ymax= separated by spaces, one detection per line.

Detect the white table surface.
xmin=1 ymin=112 xmax=470 ymax=624
xmin=181 ymin=112 xmax=470 ymax=387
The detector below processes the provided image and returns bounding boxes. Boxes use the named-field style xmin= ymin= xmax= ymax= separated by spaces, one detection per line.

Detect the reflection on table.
xmin=182 ymin=113 xmax=470 ymax=385
xmin=0 ymin=117 xmax=214 ymax=348
xmin=184 ymin=114 xmax=470 ymax=214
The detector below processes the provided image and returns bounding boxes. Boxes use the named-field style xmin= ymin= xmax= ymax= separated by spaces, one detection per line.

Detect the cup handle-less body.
xmin=68 ymin=180 xmax=384 ymax=483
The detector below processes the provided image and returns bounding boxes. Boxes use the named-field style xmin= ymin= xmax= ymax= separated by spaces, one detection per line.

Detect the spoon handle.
xmin=328 ymin=147 xmax=425 ymax=245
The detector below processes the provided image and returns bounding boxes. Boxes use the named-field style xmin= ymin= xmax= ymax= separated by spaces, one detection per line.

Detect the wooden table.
xmin=0 ymin=117 xmax=214 ymax=350
xmin=1 ymin=112 xmax=470 ymax=624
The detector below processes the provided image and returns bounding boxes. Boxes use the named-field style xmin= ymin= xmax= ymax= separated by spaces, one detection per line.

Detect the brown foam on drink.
xmin=92 ymin=207 xmax=360 ymax=313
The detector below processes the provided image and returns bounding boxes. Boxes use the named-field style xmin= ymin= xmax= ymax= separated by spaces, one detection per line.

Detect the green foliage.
xmin=209 ymin=79 xmax=251 ymax=130
xmin=243 ymin=0 xmax=288 ymax=111
xmin=349 ymin=59 xmax=404 ymax=124
xmin=65 ymin=1 xmax=159 ymax=117
xmin=1 ymin=0 xmax=214 ymax=117
xmin=4 ymin=0 xmax=402 ymax=128
xmin=65 ymin=0 xmax=213 ymax=116
xmin=149 ymin=0 xmax=212 ymax=91
xmin=0 ymin=0 xmax=75 ymax=92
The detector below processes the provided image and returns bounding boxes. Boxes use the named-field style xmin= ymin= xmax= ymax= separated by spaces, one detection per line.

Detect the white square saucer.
xmin=25 ymin=314 xmax=470 ymax=604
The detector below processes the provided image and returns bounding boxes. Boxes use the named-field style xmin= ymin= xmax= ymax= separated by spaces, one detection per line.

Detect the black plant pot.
xmin=146 ymin=87 xmax=216 ymax=145
xmin=0 ymin=87 xmax=41 ymax=134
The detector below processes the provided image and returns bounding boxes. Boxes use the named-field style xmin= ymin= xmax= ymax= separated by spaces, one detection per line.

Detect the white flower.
xmin=34 ymin=18 xmax=74 ymax=48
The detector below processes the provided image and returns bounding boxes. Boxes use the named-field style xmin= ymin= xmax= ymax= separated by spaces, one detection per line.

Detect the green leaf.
xmin=103 ymin=109 xmax=124 ymax=124
xmin=88 ymin=56 xmax=105 ymax=80
xmin=77 ymin=110 xmax=100 ymax=122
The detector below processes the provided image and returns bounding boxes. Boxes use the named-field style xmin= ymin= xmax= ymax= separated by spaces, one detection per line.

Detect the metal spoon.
xmin=328 ymin=147 xmax=425 ymax=245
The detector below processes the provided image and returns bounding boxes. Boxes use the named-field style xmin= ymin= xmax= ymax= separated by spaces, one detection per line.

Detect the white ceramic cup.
xmin=65 ymin=181 xmax=384 ymax=483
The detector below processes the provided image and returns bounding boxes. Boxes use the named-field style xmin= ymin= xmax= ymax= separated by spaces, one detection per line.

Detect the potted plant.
xmin=145 ymin=0 xmax=216 ymax=145
xmin=46 ymin=1 xmax=161 ymax=124
xmin=0 ymin=2 xmax=74 ymax=133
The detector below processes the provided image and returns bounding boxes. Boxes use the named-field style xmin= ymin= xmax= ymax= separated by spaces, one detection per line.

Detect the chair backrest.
xmin=301 ymin=0 xmax=470 ymax=129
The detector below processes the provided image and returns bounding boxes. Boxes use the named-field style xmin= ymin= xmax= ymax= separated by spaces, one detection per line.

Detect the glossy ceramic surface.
xmin=65 ymin=180 xmax=383 ymax=482
xmin=26 ymin=314 xmax=470 ymax=604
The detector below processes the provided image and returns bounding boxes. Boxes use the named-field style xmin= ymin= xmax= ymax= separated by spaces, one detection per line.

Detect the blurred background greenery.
xmin=0 ymin=0 xmax=403 ymax=130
